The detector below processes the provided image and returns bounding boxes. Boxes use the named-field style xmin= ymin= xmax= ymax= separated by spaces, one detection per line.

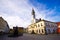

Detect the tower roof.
xmin=32 ymin=8 xmax=35 ymax=15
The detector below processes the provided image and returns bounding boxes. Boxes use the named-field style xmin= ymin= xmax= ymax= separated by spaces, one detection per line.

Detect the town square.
xmin=0 ymin=0 xmax=60 ymax=40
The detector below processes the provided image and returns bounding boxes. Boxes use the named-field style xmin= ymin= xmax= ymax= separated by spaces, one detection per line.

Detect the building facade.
xmin=27 ymin=9 xmax=57 ymax=34
xmin=0 ymin=17 xmax=10 ymax=33
xmin=56 ymin=22 xmax=60 ymax=34
xmin=27 ymin=20 xmax=57 ymax=34
xmin=13 ymin=26 xmax=24 ymax=35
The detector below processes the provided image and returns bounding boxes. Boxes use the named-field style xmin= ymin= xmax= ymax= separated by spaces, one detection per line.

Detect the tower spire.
xmin=32 ymin=8 xmax=35 ymax=19
xmin=31 ymin=8 xmax=36 ymax=23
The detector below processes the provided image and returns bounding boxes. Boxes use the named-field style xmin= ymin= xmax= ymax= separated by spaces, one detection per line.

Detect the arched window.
xmin=39 ymin=29 xmax=40 ymax=33
xmin=36 ymin=30 xmax=38 ymax=33
xmin=42 ymin=29 xmax=44 ymax=33
xmin=41 ymin=23 xmax=43 ymax=26
xmin=48 ymin=29 xmax=51 ymax=34
xmin=38 ymin=24 xmax=40 ymax=27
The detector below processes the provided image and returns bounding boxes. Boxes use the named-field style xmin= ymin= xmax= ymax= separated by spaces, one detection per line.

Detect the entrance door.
xmin=31 ymin=30 xmax=35 ymax=34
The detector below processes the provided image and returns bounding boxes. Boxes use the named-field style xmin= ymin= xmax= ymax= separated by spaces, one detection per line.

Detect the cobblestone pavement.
xmin=0 ymin=33 xmax=60 ymax=40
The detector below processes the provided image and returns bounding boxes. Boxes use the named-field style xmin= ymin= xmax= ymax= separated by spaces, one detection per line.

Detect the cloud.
xmin=0 ymin=0 xmax=32 ymax=28
xmin=0 ymin=0 xmax=39 ymax=28
xmin=0 ymin=0 xmax=60 ymax=28
xmin=28 ymin=1 xmax=60 ymax=22
xmin=0 ymin=12 xmax=31 ymax=28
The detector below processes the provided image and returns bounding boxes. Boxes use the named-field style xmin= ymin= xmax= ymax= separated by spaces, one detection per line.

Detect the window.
xmin=36 ymin=30 xmax=38 ymax=33
xmin=49 ymin=25 xmax=50 ymax=27
xmin=48 ymin=29 xmax=51 ymax=34
xmin=39 ymin=29 xmax=40 ymax=33
xmin=41 ymin=23 xmax=43 ymax=26
xmin=31 ymin=26 xmax=34 ymax=28
xmin=38 ymin=24 xmax=40 ymax=27
xmin=35 ymin=25 xmax=37 ymax=28
xmin=50 ymin=25 xmax=51 ymax=27
xmin=34 ymin=25 xmax=37 ymax=28
xmin=53 ymin=29 xmax=55 ymax=33
xmin=42 ymin=29 xmax=44 ymax=33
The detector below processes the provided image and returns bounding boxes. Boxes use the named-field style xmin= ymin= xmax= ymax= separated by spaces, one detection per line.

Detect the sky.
xmin=0 ymin=0 xmax=60 ymax=28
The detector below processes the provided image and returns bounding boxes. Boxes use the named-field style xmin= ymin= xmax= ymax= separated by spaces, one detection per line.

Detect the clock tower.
xmin=31 ymin=8 xmax=36 ymax=23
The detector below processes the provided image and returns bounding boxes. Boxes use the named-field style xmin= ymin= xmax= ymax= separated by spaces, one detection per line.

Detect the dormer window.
xmin=31 ymin=26 xmax=34 ymax=28
xmin=41 ymin=23 xmax=43 ymax=26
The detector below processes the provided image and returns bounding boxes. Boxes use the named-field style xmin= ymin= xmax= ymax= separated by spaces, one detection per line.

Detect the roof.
xmin=36 ymin=19 xmax=56 ymax=24
xmin=27 ymin=19 xmax=56 ymax=28
xmin=56 ymin=22 xmax=60 ymax=26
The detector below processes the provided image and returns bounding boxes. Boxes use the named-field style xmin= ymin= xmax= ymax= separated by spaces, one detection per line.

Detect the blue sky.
xmin=0 ymin=0 xmax=60 ymax=28
xmin=29 ymin=0 xmax=60 ymax=9
xmin=29 ymin=0 xmax=60 ymax=21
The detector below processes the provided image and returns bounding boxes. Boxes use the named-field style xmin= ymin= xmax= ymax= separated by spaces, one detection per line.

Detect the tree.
xmin=13 ymin=27 xmax=18 ymax=36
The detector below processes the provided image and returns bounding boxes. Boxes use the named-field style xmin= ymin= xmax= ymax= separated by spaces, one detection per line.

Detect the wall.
xmin=45 ymin=21 xmax=57 ymax=34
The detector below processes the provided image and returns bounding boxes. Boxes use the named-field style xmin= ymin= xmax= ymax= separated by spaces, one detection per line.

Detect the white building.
xmin=27 ymin=9 xmax=57 ymax=34
xmin=27 ymin=20 xmax=57 ymax=34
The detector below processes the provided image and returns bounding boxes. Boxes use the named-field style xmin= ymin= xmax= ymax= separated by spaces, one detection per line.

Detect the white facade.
xmin=45 ymin=21 xmax=57 ymax=34
xmin=27 ymin=20 xmax=57 ymax=34
xmin=27 ymin=9 xmax=57 ymax=34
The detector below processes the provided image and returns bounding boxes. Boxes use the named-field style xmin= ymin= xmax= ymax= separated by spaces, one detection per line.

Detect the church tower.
xmin=31 ymin=8 xmax=36 ymax=23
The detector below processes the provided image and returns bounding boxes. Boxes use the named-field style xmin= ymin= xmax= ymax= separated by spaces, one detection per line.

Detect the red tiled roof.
xmin=56 ymin=22 xmax=60 ymax=26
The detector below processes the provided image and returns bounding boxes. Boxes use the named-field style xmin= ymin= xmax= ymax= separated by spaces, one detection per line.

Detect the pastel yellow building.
xmin=27 ymin=9 xmax=57 ymax=34
xmin=27 ymin=20 xmax=57 ymax=34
